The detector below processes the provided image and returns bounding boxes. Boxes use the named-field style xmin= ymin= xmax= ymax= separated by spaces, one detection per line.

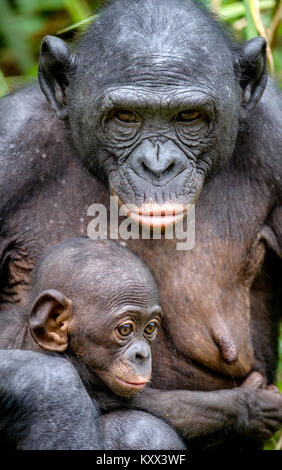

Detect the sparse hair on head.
xmin=31 ymin=237 xmax=158 ymax=304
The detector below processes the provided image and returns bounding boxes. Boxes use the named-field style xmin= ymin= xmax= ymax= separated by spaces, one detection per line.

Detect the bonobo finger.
xmin=264 ymin=419 xmax=282 ymax=433
xmin=240 ymin=371 xmax=265 ymax=389
xmin=254 ymin=430 xmax=274 ymax=441
xmin=262 ymin=394 xmax=282 ymax=416
xmin=266 ymin=384 xmax=280 ymax=394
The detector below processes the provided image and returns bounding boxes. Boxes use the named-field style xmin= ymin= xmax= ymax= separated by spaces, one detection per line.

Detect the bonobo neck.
xmin=62 ymin=353 xmax=125 ymax=411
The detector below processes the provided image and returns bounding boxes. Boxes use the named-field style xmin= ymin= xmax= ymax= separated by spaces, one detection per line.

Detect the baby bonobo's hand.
xmin=237 ymin=371 xmax=282 ymax=440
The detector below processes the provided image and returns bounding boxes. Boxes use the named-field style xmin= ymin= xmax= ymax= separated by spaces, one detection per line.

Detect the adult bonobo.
xmin=0 ymin=238 xmax=185 ymax=450
xmin=0 ymin=0 xmax=281 ymax=449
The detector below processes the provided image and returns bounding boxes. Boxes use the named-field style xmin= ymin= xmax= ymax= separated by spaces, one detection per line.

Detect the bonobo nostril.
xmin=131 ymin=139 xmax=188 ymax=183
xmin=141 ymin=156 xmax=175 ymax=177
xmin=125 ymin=342 xmax=151 ymax=366
xmin=135 ymin=352 xmax=146 ymax=362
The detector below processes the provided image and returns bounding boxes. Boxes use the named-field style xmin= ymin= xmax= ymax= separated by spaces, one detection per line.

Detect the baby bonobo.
xmin=29 ymin=238 xmax=161 ymax=398
xmin=0 ymin=238 xmax=185 ymax=450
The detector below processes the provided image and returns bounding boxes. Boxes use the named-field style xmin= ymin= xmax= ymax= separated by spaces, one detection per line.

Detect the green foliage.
xmin=265 ymin=330 xmax=282 ymax=450
xmin=0 ymin=0 xmax=281 ymax=97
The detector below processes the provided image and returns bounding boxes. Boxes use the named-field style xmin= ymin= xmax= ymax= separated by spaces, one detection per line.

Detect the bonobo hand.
xmin=237 ymin=371 xmax=282 ymax=440
xmin=127 ymin=374 xmax=282 ymax=444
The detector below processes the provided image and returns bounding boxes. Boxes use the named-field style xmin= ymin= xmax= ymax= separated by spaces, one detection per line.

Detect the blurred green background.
xmin=0 ymin=0 xmax=281 ymax=450
xmin=0 ymin=0 xmax=281 ymax=95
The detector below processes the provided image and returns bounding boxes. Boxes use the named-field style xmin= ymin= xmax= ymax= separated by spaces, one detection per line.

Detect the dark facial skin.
xmin=38 ymin=0 xmax=266 ymax=228
xmin=68 ymin=305 xmax=161 ymax=398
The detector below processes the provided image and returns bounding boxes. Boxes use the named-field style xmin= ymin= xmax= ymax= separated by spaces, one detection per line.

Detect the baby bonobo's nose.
xmin=127 ymin=341 xmax=151 ymax=364
xmin=125 ymin=341 xmax=151 ymax=379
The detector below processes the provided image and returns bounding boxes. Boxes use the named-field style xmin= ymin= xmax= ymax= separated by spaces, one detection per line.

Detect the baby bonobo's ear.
xmin=29 ymin=289 xmax=73 ymax=352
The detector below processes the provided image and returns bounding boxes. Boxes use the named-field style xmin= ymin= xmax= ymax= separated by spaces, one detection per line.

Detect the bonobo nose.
xmin=131 ymin=138 xmax=188 ymax=184
xmin=127 ymin=342 xmax=151 ymax=364
xmin=125 ymin=341 xmax=151 ymax=377
xmin=142 ymin=152 xmax=175 ymax=177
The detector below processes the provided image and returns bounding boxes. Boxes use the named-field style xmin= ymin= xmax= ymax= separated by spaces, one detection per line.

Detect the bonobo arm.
xmin=0 ymin=349 xmax=103 ymax=450
xmin=0 ymin=351 xmax=185 ymax=450
xmin=124 ymin=374 xmax=282 ymax=444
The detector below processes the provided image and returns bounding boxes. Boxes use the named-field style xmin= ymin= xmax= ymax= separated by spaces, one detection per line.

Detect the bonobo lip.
xmin=113 ymin=193 xmax=188 ymax=229
xmin=115 ymin=376 xmax=149 ymax=391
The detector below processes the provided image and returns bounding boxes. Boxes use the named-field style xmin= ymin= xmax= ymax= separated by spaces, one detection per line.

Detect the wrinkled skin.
xmin=27 ymin=238 xmax=162 ymax=399
xmin=0 ymin=0 xmax=281 ymax=449
xmin=38 ymin=0 xmax=267 ymax=224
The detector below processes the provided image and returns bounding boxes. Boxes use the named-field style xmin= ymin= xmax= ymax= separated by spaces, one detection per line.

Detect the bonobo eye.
xmin=144 ymin=320 xmax=159 ymax=338
xmin=113 ymin=109 xmax=140 ymax=124
xmin=116 ymin=321 xmax=135 ymax=339
xmin=176 ymin=110 xmax=202 ymax=123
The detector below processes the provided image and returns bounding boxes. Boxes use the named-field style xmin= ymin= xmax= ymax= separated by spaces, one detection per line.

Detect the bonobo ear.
xmin=38 ymin=35 xmax=78 ymax=120
xmin=259 ymin=225 xmax=282 ymax=259
xmin=237 ymin=37 xmax=267 ymax=112
xmin=29 ymin=289 xmax=73 ymax=352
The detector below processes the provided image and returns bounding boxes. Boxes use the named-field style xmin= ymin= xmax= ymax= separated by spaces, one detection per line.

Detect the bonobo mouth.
xmin=114 ymin=193 xmax=188 ymax=229
xmin=115 ymin=376 xmax=149 ymax=391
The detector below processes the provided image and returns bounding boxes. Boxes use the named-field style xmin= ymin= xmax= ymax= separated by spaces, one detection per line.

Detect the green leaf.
xmin=0 ymin=0 xmax=35 ymax=73
xmin=62 ymin=0 xmax=92 ymax=23
xmin=16 ymin=0 xmax=65 ymax=13
xmin=219 ymin=0 xmax=276 ymax=20
xmin=0 ymin=69 xmax=9 ymax=98
xmin=57 ymin=15 xmax=98 ymax=34
xmin=242 ymin=0 xmax=258 ymax=39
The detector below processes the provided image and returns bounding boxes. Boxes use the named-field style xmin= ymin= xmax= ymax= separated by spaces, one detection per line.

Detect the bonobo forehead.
xmin=98 ymin=85 xmax=216 ymax=121
xmin=76 ymin=0 xmax=235 ymax=92
xmin=92 ymin=278 xmax=160 ymax=321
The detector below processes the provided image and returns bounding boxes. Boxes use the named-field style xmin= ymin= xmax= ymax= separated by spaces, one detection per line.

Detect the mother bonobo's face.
xmin=38 ymin=0 xmax=267 ymax=228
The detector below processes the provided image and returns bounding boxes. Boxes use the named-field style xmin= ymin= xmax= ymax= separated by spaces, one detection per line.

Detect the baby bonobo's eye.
xmin=144 ymin=320 xmax=159 ymax=338
xmin=116 ymin=321 xmax=135 ymax=339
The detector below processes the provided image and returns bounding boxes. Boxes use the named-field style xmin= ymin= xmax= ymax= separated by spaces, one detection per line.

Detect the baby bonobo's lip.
xmin=115 ymin=376 xmax=149 ymax=391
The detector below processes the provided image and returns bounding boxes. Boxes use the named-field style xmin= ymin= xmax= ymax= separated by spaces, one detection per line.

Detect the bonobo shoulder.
xmin=0 ymin=84 xmax=52 ymax=138
xmin=0 ymin=83 xmax=76 ymax=216
xmin=257 ymin=77 xmax=282 ymax=120
xmin=244 ymin=78 xmax=282 ymax=188
xmin=0 ymin=349 xmax=79 ymax=388
xmin=0 ymin=84 xmax=71 ymax=156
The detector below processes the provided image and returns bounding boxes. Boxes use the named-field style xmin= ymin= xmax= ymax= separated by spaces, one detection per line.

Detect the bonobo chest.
xmin=0 ymin=157 xmax=109 ymax=308
xmin=0 ymin=86 xmax=278 ymax=393
xmin=0 ymin=152 xmax=272 ymax=392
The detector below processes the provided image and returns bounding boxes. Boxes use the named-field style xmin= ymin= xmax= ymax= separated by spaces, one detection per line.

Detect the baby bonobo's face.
xmin=72 ymin=303 xmax=162 ymax=397
xmin=68 ymin=257 xmax=162 ymax=397
xmin=29 ymin=255 xmax=162 ymax=398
